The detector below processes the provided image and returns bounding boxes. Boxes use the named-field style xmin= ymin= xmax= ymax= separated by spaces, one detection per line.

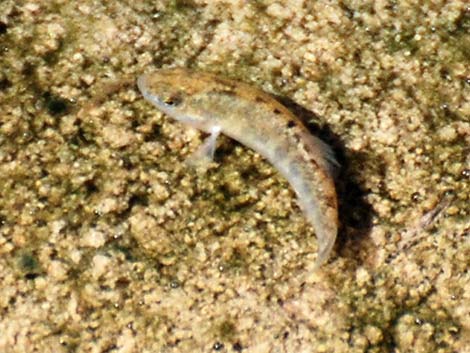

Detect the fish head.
xmin=137 ymin=68 xmax=220 ymax=131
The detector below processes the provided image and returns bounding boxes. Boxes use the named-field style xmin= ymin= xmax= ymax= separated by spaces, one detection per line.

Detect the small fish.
xmin=137 ymin=68 xmax=339 ymax=267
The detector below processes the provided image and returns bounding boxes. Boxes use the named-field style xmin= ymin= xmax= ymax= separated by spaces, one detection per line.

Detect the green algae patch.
xmin=16 ymin=250 xmax=43 ymax=280
xmin=217 ymin=319 xmax=237 ymax=341
xmin=168 ymin=0 xmax=196 ymax=12
xmin=43 ymin=92 xmax=70 ymax=117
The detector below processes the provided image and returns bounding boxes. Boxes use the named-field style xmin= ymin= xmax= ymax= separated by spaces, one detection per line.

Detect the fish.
xmin=137 ymin=68 xmax=339 ymax=268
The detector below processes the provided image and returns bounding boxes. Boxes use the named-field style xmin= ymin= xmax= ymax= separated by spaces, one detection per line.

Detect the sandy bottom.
xmin=0 ymin=1 xmax=468 ymax=352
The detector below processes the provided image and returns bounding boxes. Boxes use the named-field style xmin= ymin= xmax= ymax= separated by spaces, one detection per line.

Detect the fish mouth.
xmin=137 ymin=74 xmax=167 ymax=109
xmin=136 ymin=74 xmax=147 ymax=94
xmin=137 ymin=75 xmax=156 ymax=102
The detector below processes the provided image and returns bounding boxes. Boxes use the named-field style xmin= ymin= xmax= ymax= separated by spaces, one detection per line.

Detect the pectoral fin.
xmin=185 ymin=127 xmax=221 ymax=171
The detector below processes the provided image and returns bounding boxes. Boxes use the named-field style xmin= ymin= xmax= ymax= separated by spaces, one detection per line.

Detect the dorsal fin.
xmin=299 ymin=130 xmax=340 ymax=179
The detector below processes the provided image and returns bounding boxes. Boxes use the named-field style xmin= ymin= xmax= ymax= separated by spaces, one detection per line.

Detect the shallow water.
xmin=0 ymin=1 xmax=468 ymax=352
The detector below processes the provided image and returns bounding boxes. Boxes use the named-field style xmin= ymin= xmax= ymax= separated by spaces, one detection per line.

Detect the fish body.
xmin=137 ymin=68 xmax=338 ymax=267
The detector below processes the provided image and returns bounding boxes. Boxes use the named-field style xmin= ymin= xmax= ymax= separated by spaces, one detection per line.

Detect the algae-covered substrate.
xmin=0 ymin=1 xmax=468 ymax=352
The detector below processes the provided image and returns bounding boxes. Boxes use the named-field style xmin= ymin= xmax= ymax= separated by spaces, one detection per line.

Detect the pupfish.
xmin=137 ymin=68 xmax=339 ymax=267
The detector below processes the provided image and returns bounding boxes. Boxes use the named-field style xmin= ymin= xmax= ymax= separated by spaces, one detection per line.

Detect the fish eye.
xmin=163 ymin=94 xmax=182 ymax=106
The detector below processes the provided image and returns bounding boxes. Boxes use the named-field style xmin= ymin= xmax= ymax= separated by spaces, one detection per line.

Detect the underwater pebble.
xmin=81 ymin=228 xmax=106 ymax=248
xmin=438 ymin=125 xmax=457 ymax=142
